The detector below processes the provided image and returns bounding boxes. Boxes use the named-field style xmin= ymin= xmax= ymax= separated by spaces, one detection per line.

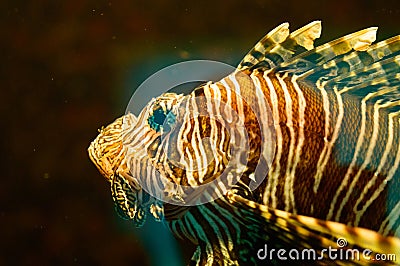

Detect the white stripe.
xmin=276 ymin=73 xmax=296 ymax=212
xmin=202 ymin=206 xmax=234 ymax=256
xmin=221 ymin=76 xmax=240 ymax=177
xmin=251 ymin=72 xmax=276 ymax=185
xmin=222 ymin=77 xmax=242 ymax=171
xmin=178 ymin=215 xmax=192 ymax=239
xmin=290 ymin=75 xmax=307 ymax=214
xmin=189 ymin=97 xmax=205 ymax=177
xmin=334 ymin=89 xmax=398 ymax=221
xmin=160 ymin=141 xmax=178 ymax=184
xmin=354 ymin=104 xmax=400 ymax=226
xmin=191 ymin=91 xmax=210 ymax=183
xmin=210 ymin=84 xmax=227 ymax=158
xmin=186 ymin=212 xmax=214 ymax=259
xmin=380 ymin=201 xmax=400 ymax=236
xmin=396 ymin=223 xmax=400 ymax=237
xmin=204 ymin=84 xmax=222 ymax=177
xmin=331 ymin=90 xmax=370 ymax=221
xmin=213 ymin=200 xmax=241 ymax=233
xmin=229 ymin=74 xmax=249 ymax=154
xmin=219 ymin=79 xmax=238 ymax=163
xmin=229 ymin=73 xmax=245 ymax=124
xmin=200 ymin=207 xmax=232 ymax=260
xmin=178 ymin=99 xmax=192 ymax=166
xmin=313 ymin=80 xmax=333 ymax=193
xmin=262 ymin=72 xmax=283 ymax=208
xmin=374 ymin=116 xmax=400 ymax=235
xmin=325 ymin=87 xmax=345 ymax=220
xmin=186 ymin=146 xmax=198 ymax=187
xmin=220 ymin=79 xmax=234 ymax=123
xmin=347 ymin=97 xmax=383 ymax=225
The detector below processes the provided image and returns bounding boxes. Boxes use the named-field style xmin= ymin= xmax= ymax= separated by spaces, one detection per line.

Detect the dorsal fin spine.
xmin=237 ymin=21 xmax=322 ymax=71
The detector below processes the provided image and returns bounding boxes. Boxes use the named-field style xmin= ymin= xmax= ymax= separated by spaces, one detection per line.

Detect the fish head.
xmin=88 ymin=113 xmax=163 ymax=226
xmin=125 ymin=89 xmax=248 ymax=207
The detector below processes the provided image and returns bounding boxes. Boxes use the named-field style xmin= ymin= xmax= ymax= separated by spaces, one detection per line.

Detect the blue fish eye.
xmin=153 ymin=108 xmax=167 ymax=125
xmin=148 ymin=107 xmax=176 ymax=132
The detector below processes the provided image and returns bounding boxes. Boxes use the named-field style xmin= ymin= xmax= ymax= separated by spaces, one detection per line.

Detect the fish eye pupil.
xmin=153 ymin=108 xmax=166 ymax=125
xmin=148 ymin=107 xmax=169 ymax=132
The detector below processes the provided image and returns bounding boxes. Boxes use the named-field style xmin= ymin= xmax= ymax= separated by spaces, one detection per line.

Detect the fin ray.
xmin=302 ymin=35 xmax=400 ymax=84
xmin=237 ymin=21 xmax=321 ymax=71
xmin=227 ymin=191 xmax=400 ymax=265
xmin=276 ymin=27 xmax=378 ymax=75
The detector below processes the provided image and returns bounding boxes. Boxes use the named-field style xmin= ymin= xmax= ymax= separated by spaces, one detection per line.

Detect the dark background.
xmin=1 ymin=0 xmax=399 ymax=265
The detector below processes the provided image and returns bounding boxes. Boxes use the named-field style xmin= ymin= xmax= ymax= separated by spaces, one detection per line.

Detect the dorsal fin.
xmin=237 ymin=22 xmax=290 ymax=70
xmin=302 ymin=35 xmax=400 ymax=84
xmin=305 ymin=55 xmax=400 ymax=112
xmin=326 ymin=54 xmax=400 ymax=91
xmin=275 ymin=26 xmax=378 ymax=75
xmin=291 ymin=33 xmax=400 ymax=117
xmin=237 ymin=21 xmax=322 ymax=71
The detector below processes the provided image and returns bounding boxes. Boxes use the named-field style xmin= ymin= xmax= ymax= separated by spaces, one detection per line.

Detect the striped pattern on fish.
xmin=88 ymin=21 xmax=400 ymax=265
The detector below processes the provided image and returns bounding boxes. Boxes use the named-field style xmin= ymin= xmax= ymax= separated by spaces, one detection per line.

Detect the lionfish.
xmin=88 ymin=21 xmax=400 ymax=265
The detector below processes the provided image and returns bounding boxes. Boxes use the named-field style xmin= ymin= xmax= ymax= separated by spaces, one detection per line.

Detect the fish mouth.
xmin=87 ymin=145 xmax=113 ymax=180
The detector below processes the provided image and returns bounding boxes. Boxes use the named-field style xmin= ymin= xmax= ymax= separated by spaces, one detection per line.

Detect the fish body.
xmin=88 ymin=21 xmax=400 ymax=265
